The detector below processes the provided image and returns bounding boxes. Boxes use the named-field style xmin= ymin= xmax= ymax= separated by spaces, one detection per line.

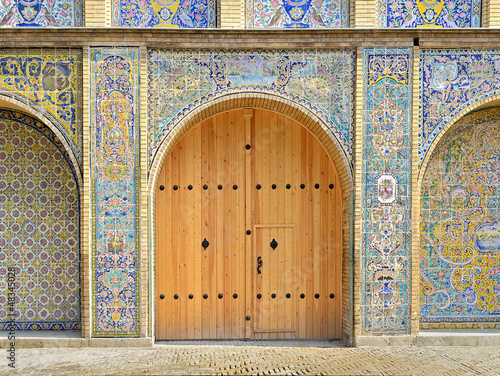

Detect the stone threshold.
xmin=356 ymin=330 xmax=500 ymax=346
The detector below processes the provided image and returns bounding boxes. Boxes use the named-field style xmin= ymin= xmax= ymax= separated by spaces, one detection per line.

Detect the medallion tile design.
xmin=379 ymin=0 xmax=481 ymax=28
xmin=90 ymin=48 xmax=140 ymax=336
xmin=420 ymin=108 xmax=500 ymax=330
xmin=0 ymin=109 xmax=80 ymax=330
xmin=361 ymin=48 xmax=412 ymax=334
xmin=148 ymin=48 xmax=355 ymax=168
xmin=0 ymin=49 xmax=82 ymax=166
xmin=419 ymin=49 xmax=500 ymax=167
xmin=0 ymin=0 xmax=82 ymax=27
xmin=246 ymin=0 xmax=349 ymax=28
xmin=112 ymin=0 xmax=216 ymax=28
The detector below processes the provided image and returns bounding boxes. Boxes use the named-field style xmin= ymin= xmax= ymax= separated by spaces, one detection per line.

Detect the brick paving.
xmin=3 ymin=340 xmax=500 ymax=376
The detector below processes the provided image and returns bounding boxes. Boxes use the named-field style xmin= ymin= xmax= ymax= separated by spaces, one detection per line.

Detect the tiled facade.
xmin=420 ymin=107 xmax=500 ymax=329
xmin=0 ymin=1 xmax=499 ymax=346
xmin=90 ymin=48 xmax=141 ymax=336
xmin=0 ymin=109 xmax=80 ymax=330
xmin=0 ymin=0 xmax=82 ymax=27
xmin=379 ymin=0 xmax=481 ymax=28
xmin=361 ymin=48 xmax=413 ymax=334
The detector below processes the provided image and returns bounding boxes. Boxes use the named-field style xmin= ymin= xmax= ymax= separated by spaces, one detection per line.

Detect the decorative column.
xmin=90 ymin=48 xmax=141 ymax=336
xmin=360 ymin=48 xmax=413 ymax=335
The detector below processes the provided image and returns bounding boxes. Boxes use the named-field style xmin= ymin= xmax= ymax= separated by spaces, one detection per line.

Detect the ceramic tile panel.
xmin=419 ymin=49 xmax=500 ymax=167
xmin=379 ymin=0 xmax=481 ymax=28
xmin=420 ymin=107 xmax=500 ymax=330
xmin=0 ymin=49 xmax=82 ymax=167
xmin=148 ymin=48 xmax=355 ymax=168
xmin=112 ymin=0 xmax=216 ymax=28
xmin=0 ymin=109 xmax=80 ymax=330
xmin=246 ymin=0 xmax=349 ymax=28
xmin=90 ymin=47 xmax=140 ymax=336
xmin=361 ymin=48 xmax=412 ymax=335
xmin=0 ymin=1 xmax=82 ymax=27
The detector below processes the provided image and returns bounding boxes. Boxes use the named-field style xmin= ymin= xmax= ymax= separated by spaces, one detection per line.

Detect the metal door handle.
xmin=257 ymin=256 xmax=263 ymax=274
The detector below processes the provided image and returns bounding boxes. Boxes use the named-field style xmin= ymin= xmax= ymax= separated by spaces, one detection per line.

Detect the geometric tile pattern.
xmin=420 ymin=107 xmax=500 ymax=330
xmin=420 ymin=49 xmax=500 ymax=167
xmin=361 ymin=48 xmax=413 ymax=334
xmin=0 ymin=49 xmax=82 ymax=167
xmin=246 ymin=0 xmax=349 ymax=28
xmin=148 ymin=48 xmax=355 ymax=168
xmin=379 ymin=0 xmax=481 ymax=28
xmin=112 ymin=0 xmax=216 ymax=28
xmin=90 ymin=47 xmax=140 ymax=336
xmin=0 ymin=109 xmax=80 ymax=330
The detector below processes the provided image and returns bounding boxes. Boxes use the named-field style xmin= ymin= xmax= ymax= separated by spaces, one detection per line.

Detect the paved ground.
xmin=3 ymin=340 xmax=500 ymax=376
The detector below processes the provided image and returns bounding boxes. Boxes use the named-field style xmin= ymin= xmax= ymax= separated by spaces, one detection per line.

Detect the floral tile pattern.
xmin=0 ymin=109 xmax=80 ymax=330
xmin=113 ymin=0 xmax=216 ymax=28
xmin=148 ymin=48 xmax=355 ymax=169
xmin=0 ymin=0 xmax=82 ymax=27
xmin=361 ymin=48 xmax=412 ymax=334
xmin=379 ymin=0 xmax=481 ymax=28
xmin=246 ymin=0 xmax=349 ymax=28
xmin=90 ymin=48 xmax=140 ymax=336
xmin=419 ymin=50 xmax=500 ymax=167
xmin=420 ymin=108 xmax=500 ymax=330
xmin=0 ymin=49 xmax=82 ymax=167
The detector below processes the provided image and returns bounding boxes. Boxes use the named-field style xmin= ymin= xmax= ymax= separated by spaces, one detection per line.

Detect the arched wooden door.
xmin=156 ymin=108 xmax=342 ymax=340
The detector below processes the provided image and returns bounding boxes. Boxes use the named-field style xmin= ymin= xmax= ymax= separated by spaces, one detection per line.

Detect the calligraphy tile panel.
xmin=361 ymin=48 xmax=412 ymax=335
xmin=90 ymin=48 xmax=140 ymax=336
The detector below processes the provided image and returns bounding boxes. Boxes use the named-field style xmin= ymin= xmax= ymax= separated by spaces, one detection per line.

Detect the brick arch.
xmin=0 ymin=95 xmax=82 ymax=189
xmin=149 ymin=93 xmax=354 ymax=341
xmin=149 ymin=93 xmax=352 ymax=197
xmin=418 ymin=94 xmax=500 ymax=186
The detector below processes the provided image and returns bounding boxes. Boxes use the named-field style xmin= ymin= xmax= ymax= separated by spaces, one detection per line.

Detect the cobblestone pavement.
xmin=3 ymin=340 xmax=500 ymax=376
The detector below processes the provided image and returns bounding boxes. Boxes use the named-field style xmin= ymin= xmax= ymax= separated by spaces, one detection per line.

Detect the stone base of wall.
xmin=356 ymin=332 xmax=500 ymax=346
xmin=0 ymin=337 xmax=153 ymax=349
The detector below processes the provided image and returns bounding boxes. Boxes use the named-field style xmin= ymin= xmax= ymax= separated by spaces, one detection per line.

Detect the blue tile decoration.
xmin=148 ymin=48 xmax=355 ymax=169
xmin=420 ymin=49 xmax=500 ymax=167
xmin=246 ymin=0 xmax=349 ymax=28
xmin=0 ymin=49 xmax=82 ymax=168
xmin=420 ymin=107 xmax=500 ymax=330
xmin=113 ymin=0 xmax=215 ymax=28
xmin=0 ymin=109 xmax=80 ymax=330
xmin=90 ymin=48 xmax=140 ymax=336
xmin=361 ymin=48 xmax=412 ymax=334
xmin=379 ymin=0 xmax=481 ymax=28
xmin=0 ymin=0 xmax=82 ymax=27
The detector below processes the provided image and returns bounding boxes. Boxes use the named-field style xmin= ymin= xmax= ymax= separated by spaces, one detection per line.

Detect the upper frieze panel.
xmin=246 ymin=0 xmax=349 ymax=28
xmin=112 ymin=0 xmax=216 ymax=28
xmin=379 ymin=0 xmax=481 ymax=28
xmin=0 ymin=0 xmax=82 ymax=27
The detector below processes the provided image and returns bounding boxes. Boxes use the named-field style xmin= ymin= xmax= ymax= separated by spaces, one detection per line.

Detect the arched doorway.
xmin=155 ymin=108 xmax=343 ymax=339
xmin=0 ymin=109 xmax=80 ymax=331
xmin=419 ymin=107 xmax=500 ymax=330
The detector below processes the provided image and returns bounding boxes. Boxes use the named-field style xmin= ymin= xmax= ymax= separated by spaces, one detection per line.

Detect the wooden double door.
xmin=156 ymin=108 xmax=342 ymax=340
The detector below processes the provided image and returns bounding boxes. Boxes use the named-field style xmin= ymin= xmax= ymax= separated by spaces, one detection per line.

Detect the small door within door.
xmin=253 ymin=225 xmax=296 ymax=337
